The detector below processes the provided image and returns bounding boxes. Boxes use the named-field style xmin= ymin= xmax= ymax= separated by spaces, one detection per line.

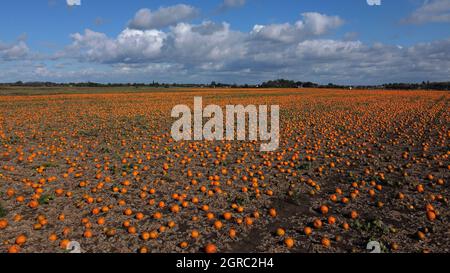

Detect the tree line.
xmin=1 ymin=79 xmax=449 ymax=90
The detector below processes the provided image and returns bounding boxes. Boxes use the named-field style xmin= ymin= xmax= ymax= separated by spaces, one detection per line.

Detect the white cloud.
xmin=251 ymin=12 xmax=344 ymax=43
xmin=367 ymin=0 xmax=381 ymax=6
xmin=65 ymin=28 xmax=166 ymax=63
xmin=56 ymin=14 xmax=450 ymax=85
xmin=128 ymin=5 xmax=199 ymax=30
xmin=169 ymin=21 xmax=246 ymax=64
xmin=0 ymin=40 xmax=29 ymax=61
xmin=301 ymin=12 xmax=344 ymax=35
xmin=296 ymin=39 xmax=363 ymax=59
xmin=7 ymin=9 xmax=446 ymax=85
xmin=403 ymin=0 xmax=450 ymax=24
xmin=66 ymin=0 xmax=81 ymax=6
xmin=8 ymin=35 xmax=450 ymax=84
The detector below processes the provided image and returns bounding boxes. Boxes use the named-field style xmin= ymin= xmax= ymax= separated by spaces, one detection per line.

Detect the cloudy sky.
xmin=1 ymin=0 xmax=450 ymax=84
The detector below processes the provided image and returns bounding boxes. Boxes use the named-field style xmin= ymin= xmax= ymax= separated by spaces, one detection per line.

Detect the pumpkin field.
xmin=0 ymin=88 xmax=448 ymax=253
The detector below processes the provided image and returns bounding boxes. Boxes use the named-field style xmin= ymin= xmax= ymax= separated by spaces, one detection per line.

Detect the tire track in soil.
xmin=226 ymin=196 xmax=314 ymax=253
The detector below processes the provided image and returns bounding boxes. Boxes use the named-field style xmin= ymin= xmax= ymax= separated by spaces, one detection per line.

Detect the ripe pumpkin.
xmin=269 ymin=208 xmax=277 ymax=218
xmin=276 ymin=228 xmax=285 ymax=236
xmin=191 ymin=230 xmax=200 ymax=239
xmin=0 ymin=219 xmax=8 ymax=229
xmin=141 ymin=232 xmax=150 ymax=241
xmin=229 ymin=228 xmax=237 ymax=238
xmin=284 ymin=238 xmax=295 ymax=248
xmin=214 ymin=220 xmax=223 ymax=230
xmin=84 ymin=230 xmax=93 ymax=238
xmin=205 ymin=243 xmax=218 ymax=253
xmin=8 ymin=245 xmax=20 ymax=253
xmin=320 ymin=205 xmax=329 ymax=215
xmin=138 ymin=246 xmax=149 ymax=253
xmin=15 ymin=234 xmax=27 ymax=245
xmin=28 ymin=200 xmax=39 ymax=209
xmin=328 ymin=216 xmax=336 ymax=225
xmin=427 ymin=211 xmax=436 ymax=221
xmin=180 ymin=242 xmax=189 ymax=248
xmin=124 ymin=208 xmax=133 ymax=216
xmin=136 ymin=212 xmax=144 ymax=220
xmin=304 ymin=226 xmax=312 ymax=236
xmin=170 ymin=204 xmax=180 ymax=213
xmin=223 ymin=212 xmax=232 ymax=220
xmin=60 ymin=239 xmax=70 ymax=249
xmin=321 ymin=237 xmax=331 ymax=248
xmin=313 ymin=219 xmax=323 ymax=229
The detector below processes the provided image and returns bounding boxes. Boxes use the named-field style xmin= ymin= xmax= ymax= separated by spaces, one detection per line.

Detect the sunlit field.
xmin=0 ymin=88 xmax=448 ymax=253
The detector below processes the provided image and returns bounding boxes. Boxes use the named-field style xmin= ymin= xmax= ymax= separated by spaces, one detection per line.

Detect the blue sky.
xmin=1 ymin=0 xmax=450 ymax=84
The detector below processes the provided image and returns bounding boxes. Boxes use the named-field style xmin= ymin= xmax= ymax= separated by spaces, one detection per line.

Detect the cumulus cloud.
xmin=57 ymin=18 xmax=450 ymax=84
xmin=402 ymin=0 xmax=450 ymax=24
xmin=64 ymin=28 xmax=166 ymax=63
xmin=66 ymin=0 xmax=81 ymax=6
xmin=24 ymin=9 xmax=446 ymax=84
xmin=296 ymin=39 xmax=364 ymax=59
xmin=11 ymin=38 xmax=450 ymax=84
xmin=169 ymin=21 xmax=247 ymax=64
xmin=61 ymin=20 xmax=246 ymax=68
xmin=301 ymin=12 xmax=344 ymax=35
xmin=251 ymin=12 xmax=344 ymax=43
xmin=293 ymin=39 xmax=450 ymax=83
xmin=128 ymin=5 xmax=199 ymax=30
xmin=0 ymin=40 xmax=29 ymax=61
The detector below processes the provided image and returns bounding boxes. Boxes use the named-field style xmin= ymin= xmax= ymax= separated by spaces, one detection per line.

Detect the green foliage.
xmin=38 ymin=194 xmax=54 ymax=205
xmin=0 ymin=203 xmax=7 ymax=217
